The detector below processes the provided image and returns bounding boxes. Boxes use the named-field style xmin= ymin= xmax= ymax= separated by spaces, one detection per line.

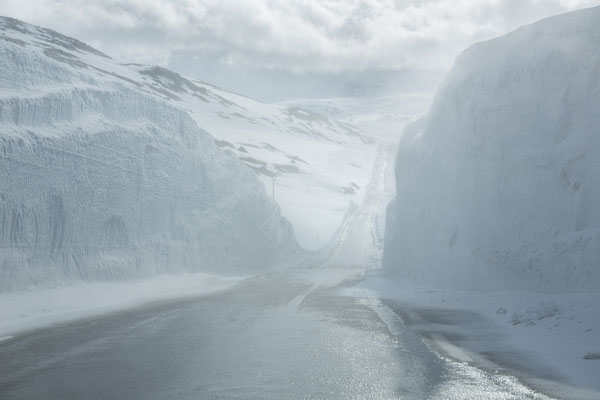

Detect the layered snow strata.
xmin=0 ymin=18 xmax=298 ymax=292
xmin=384 ymin=7 xmax=600 ymax=292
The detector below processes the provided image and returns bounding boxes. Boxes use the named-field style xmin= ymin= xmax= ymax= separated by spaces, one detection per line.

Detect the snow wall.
xmin=0 ymin=19 xmax=299 ymax=292
xmin=383 ymin=7 xmax=600 ymax=292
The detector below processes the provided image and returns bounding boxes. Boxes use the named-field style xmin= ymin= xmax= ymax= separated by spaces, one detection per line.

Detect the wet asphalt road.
xmin=0 ymin=271 xmax=552 ymax=400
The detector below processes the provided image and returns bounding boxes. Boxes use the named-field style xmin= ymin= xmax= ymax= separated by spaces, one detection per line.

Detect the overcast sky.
xmin=1 ymin=0 xmax=599 ymax=100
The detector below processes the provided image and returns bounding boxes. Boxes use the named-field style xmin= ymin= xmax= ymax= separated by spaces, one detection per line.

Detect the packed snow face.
xmin=0 ymin=17 xmax=299 ymax=293
xmin=384 ymin=7 xmax=600 ymax=292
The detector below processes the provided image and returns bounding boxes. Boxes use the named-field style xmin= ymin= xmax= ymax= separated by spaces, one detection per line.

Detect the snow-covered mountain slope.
xmin=282 ymin=93 xmax=432 ymax=141
xmin=0 ymin=17 xmax=299 ymax=292
xmin=168 ymin=87 xmax=379 ymax=250
xmin=0 ymin=17 xmax=379 ymax=251
xmin=384 ymin=6 xmax=600 ymax=292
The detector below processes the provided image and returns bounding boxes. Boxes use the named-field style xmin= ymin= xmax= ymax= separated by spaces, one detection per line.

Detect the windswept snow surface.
xmin=0 ymin=16 xmax=299 ymax=294
xmin=384 ymin=6 xmax=600 ymax=292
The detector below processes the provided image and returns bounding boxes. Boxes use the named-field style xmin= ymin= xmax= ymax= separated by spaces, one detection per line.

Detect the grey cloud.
xmin=1 ymin=0 xmax=599 ymax=99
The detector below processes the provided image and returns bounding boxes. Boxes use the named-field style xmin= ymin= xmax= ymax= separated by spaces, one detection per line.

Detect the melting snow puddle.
xmin=345 ymin=274 xmax=600 ymax=399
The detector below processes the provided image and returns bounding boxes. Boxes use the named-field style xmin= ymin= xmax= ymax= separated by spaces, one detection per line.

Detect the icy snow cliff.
xmin=0 ymin=17 xmax=298 ymax=292
xmin=384 ymin=7 xmax=600 ymax=292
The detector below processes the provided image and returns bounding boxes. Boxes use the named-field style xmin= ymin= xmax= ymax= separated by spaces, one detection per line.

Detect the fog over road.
xmin=0 ymin=142 xmax=551 ymax=399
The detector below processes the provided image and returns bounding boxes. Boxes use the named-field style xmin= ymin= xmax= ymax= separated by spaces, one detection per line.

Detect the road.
xmin=0 ymin=270 xmax=554 ymax=400
xmin=0 ymin=142 xmax=551 ymax=399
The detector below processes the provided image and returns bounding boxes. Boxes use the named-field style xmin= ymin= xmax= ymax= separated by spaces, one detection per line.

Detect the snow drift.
xmin=0 ymin=17 xmax=298 ymax=292
xmin=384 ymin=7 xmax=600 ymax=292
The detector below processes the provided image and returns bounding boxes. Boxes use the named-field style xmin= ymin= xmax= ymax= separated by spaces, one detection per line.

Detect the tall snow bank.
xmin=384 ymin=7 xmax=600 ymax=292
xmin=0 ymin=18 xmax=298 ymax=292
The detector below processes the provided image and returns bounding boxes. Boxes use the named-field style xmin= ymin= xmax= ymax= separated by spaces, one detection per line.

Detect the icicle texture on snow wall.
xmin=384 ymin=7 xmax=600 ymax=292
